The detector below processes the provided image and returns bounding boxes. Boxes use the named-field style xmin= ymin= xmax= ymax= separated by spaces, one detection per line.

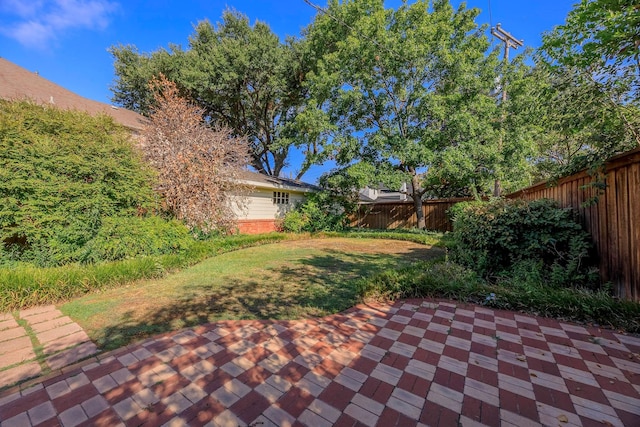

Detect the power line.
xmin=488 ymin=0 xmax=493 ymax=29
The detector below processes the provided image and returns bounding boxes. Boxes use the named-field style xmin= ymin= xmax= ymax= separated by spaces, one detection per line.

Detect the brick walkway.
xmin=1 ymin=300 xmax=639 ymax=426
xmin=0 ymin=306 xmax=98 ymax=389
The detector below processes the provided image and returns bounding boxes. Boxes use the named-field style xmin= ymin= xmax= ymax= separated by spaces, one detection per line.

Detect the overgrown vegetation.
xmin=357 ymin=260 xmax=640 ymax=333
xmin=79 ymin=216 xmax=194 ymax=264
xmin=449 ymin=198 xmax=598 ymax=288
xmin=0 ymin=100 xmax=162 ymax=267
xmin=280 ymin=191 xmax=351 ymax=232
xmin=350 ymin=197 xmax=640 ymax=332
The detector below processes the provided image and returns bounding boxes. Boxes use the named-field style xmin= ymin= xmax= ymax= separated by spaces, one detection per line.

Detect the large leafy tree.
xmin=306 ymin=0 xmax=530 ymax=227
xmin=541 ymin=0 xmax=640 ymax=99
xmin=539 ymin=0 xmax=640 ymax=163
xmin=424 ymin=54 xmax=542 ymax=197
xmin=530 ymin=65 xmax=639 ymax=179
xmin=111 ymin=10 xmax=315 ymax=178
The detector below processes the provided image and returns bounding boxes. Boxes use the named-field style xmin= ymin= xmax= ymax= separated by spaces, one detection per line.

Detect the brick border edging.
xmin=0 ymin=316 xmax=274 ymax=398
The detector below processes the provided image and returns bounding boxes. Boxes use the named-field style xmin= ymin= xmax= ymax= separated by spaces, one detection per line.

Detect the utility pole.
xmin=490 ymin=23 xmax=523 ymax=197
xmin=491 ymin=24 xmax=523 ymax=102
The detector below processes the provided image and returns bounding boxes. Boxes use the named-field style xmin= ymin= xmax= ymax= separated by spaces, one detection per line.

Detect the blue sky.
xmin=0 ymin=0 xmax=577 ymax=182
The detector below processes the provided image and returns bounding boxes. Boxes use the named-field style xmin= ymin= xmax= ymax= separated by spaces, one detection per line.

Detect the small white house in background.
xmin=234 ymin=170 xmax=319 ymax=234
xmin=358 ymin=183 xmax=410 ymax=204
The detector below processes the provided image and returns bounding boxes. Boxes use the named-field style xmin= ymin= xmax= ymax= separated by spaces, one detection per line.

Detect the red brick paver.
xmin=1 ymin=299 xmax=639 ymax=426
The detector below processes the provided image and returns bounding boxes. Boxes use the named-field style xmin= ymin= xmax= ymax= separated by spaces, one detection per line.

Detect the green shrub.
xmin=281 ymin=210 xmax=307 ymax=233
xmin=80 ymin=216 xmax=194 ymax=263
xmin=449 ymin=198 xmax=597 ymax=288
xmin=0 ymin=100 xmax=158 ymax=266
xmin=446 ymin=199 xmax=484 ymax=223
xmin=281 ymin=191 xmax=350 ymax=232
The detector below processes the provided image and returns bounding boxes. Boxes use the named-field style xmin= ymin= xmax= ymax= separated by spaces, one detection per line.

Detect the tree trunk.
xmin=493 ymin=178 xmax=502 ymax=197
xmin=411 ymin=174 xmax=425 ymax=229
xmin=413 ymin=195 xmax=425 ymax=229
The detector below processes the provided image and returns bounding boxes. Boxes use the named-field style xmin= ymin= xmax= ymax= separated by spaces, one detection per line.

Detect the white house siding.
xmin=233 ymin=189 xmax=307 ymax=220
xmin=232 ymin=171 xmax=318 ymax=234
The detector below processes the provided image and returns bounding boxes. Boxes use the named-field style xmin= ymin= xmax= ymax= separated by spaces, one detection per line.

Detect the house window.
xmin=272 ymin=191 xmax=290 ymax=205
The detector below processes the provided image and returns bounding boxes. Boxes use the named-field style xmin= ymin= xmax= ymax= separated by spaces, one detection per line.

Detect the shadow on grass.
xmin=96 ymin=246 xmax=444 ymax=351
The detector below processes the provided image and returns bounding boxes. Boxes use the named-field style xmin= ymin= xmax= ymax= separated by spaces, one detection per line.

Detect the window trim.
xmin=272 ymin=191 xmax=290 ymax=205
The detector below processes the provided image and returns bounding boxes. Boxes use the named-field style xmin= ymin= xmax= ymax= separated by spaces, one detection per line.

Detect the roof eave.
xmin=239 ymin=179 xmax=319 ymax=193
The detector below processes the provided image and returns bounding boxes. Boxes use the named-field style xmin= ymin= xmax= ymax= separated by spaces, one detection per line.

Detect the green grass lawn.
xmin=62 ymin=238 xmax=443 ymax=351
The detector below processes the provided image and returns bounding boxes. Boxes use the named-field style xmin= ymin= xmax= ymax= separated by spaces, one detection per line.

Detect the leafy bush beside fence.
xmin=449 ymin=198 xmax=598 ymax=288
xmin=281 ymin=191 xmax=351 ymax=232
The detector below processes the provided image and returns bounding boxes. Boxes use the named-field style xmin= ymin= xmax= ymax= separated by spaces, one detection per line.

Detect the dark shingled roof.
xmin=0 ymin=57 xmax=148 ymax=132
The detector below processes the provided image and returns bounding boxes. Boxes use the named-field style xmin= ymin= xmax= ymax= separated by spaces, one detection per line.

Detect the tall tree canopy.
xmin=305 ymin=0 xmax=536 ymax=226
xmin=530 ymin=65 xmax=639 ymax=179
xmin=539 ymin=0 xmax=640 ymax=166
xmin=425 ymin=53 xmax=541 ymax=197
xmin=111 ymin=10 xmax=315 ymax=178
xmin=541 ymin=0 xmax=640 ymax=100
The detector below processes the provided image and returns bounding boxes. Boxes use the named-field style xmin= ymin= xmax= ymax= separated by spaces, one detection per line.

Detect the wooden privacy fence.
xmin=348 ymin=147 xmax=639 ymax=301
xmin=350 ymin=198 xmax=470 ymax=232
xmin=507 ymin=147 xmax=640 ymax=302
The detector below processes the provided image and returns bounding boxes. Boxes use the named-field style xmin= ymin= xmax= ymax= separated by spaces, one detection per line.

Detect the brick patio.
xmin=1 ymin=299 xmax=639 ymax=426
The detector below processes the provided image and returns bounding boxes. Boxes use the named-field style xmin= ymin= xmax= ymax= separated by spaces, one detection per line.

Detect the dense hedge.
xmin=80 ymin=216 xmax=195 ymax=263
xmin=0 ymin=100 xmax=159 ymax=266
xmin=449 ymin=198 xmax=597 ymax=288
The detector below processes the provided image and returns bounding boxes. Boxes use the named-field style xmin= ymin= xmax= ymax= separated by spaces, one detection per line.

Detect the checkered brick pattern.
xmin=1 ymin=299 xmax=639 ymax=426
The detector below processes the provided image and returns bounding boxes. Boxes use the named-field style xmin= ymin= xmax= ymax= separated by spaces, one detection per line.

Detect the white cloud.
xmin=0 ymin=0 xmax=46 ymax=18
xmin=9 ymin=21 xmax=52 ymax=47
xmin=0 ymin=0 xmax=119 ymax=48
